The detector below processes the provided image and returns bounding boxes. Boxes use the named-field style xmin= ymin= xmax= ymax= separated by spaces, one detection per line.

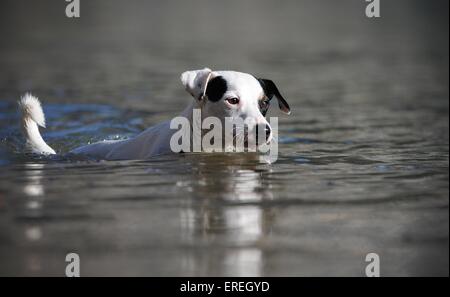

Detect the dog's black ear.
xmin=256 ymin=78 xmax=291 ymax=115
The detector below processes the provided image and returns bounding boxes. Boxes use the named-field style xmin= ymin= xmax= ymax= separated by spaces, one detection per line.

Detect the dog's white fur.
xmin=19 ymin=68 xmax=288 ymax=160
xmin=19 ymin=94 xmax=56 ymax=155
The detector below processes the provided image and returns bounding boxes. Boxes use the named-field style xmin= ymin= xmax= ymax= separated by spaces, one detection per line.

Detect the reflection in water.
xmin=25 ymin=226 xmax=42 ymax=241
xmin=22 ymin=163 xmax=45 ymax=273
xmin=180 ymin=155 xmax=276 ymax=276
xmin=23 ymin=163 xmax=45 ymax=198
xmin=224 ymin=248 xmax=262 ymax=277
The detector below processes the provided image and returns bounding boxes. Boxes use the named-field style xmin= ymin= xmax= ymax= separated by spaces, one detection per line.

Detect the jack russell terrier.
xmin=18 ymin=68 xmax=290 ymax=160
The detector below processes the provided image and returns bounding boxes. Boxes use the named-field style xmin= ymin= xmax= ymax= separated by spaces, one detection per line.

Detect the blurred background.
xmin=0 ymin=0 xmax=448 ymax=276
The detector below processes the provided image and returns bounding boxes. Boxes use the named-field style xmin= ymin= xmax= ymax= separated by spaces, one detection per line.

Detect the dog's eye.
xmin=259 ymin=99 xmax=270 ymax=115
xmin=225 ymin=97 xmax=240 ymax=105
xmin=260 ymin=99 xmax=270 ymax=108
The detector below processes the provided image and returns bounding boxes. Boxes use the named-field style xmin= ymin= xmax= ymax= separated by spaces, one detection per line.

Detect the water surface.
xmin=0 ymin=0 xmax=448 ymax=276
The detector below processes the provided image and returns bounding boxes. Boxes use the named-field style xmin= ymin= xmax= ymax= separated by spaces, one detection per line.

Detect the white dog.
xmin=19 ymin=68 xmax=290 ymax=160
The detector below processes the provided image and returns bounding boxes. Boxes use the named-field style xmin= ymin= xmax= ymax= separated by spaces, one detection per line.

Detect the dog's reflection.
xmin=179 ymin=153 xmax=276 ymax=276
xmin=21 ymin=162 xmax=46 ymax=273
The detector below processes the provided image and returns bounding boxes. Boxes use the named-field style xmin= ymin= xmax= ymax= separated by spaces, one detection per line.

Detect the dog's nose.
xmin=265 ymin=124 xmax=272 ymax=139
xmin=256 ymin=123 xmax=272 ymax=144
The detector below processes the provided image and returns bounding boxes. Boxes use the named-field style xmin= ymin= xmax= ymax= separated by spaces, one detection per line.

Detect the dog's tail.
xmin=18 ymin=93 xmax=56 ymax=155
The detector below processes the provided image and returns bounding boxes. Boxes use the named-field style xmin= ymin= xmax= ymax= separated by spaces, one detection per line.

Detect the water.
xmin=0 ymin=0 xmax=448 ymax=276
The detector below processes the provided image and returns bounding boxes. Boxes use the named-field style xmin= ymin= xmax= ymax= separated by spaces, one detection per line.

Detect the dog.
xmin=19 ymin=68 xmax=290 ymax=160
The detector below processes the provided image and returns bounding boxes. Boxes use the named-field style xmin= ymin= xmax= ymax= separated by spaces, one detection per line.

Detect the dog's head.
xmin=181 ymin=68 xmax=290 ymax=149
